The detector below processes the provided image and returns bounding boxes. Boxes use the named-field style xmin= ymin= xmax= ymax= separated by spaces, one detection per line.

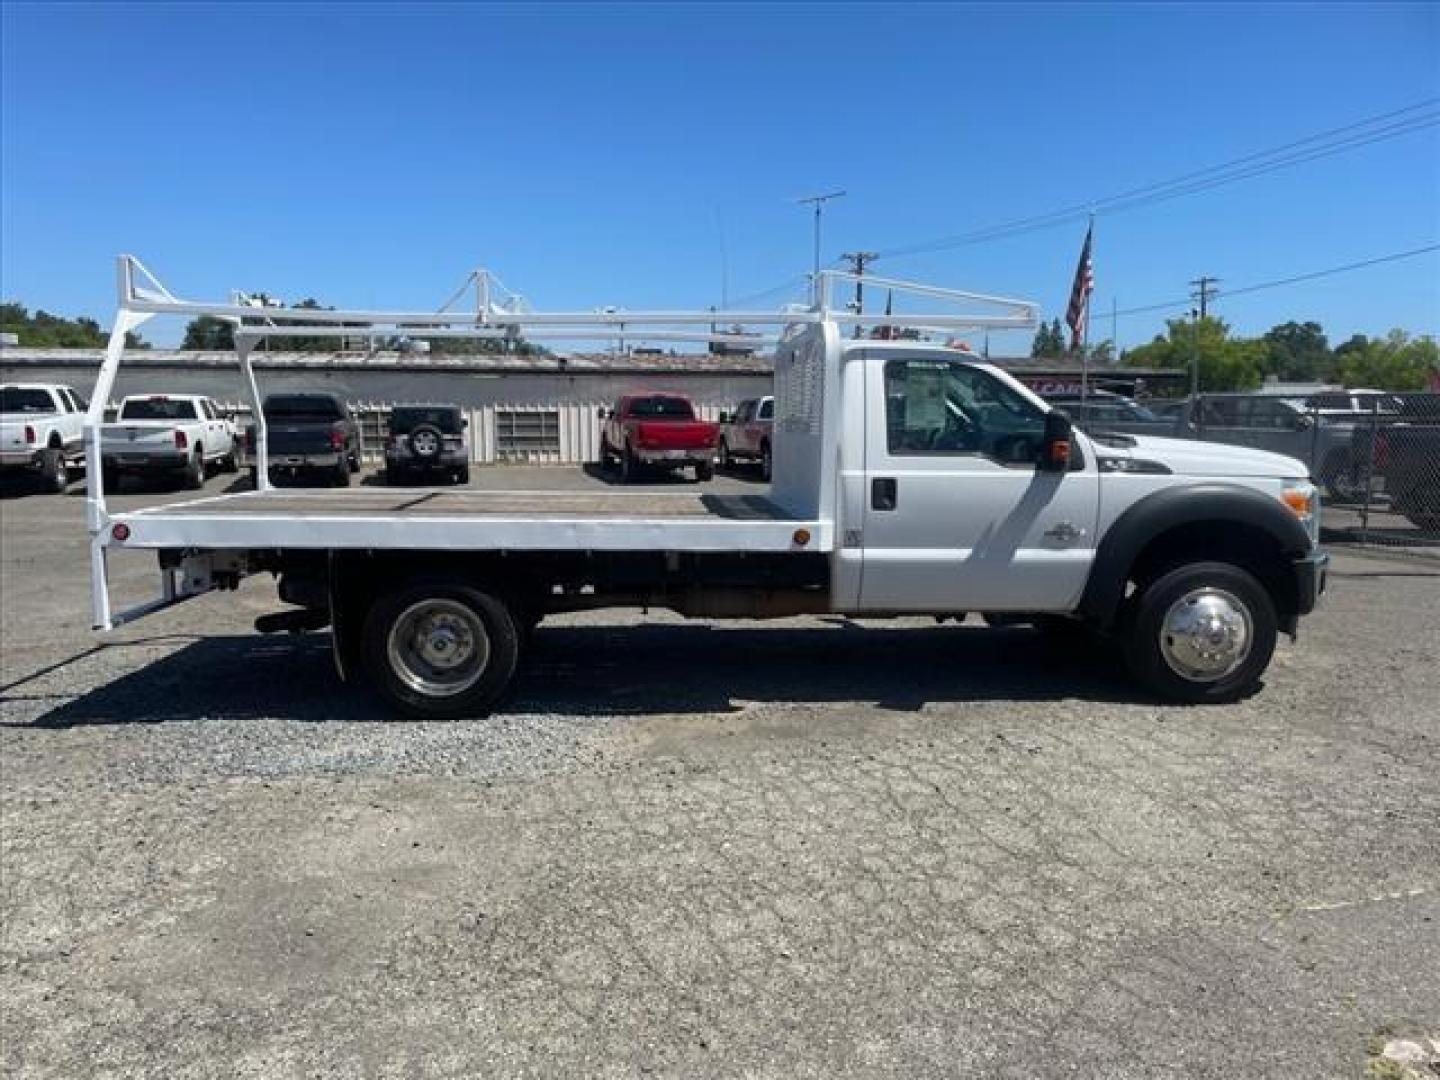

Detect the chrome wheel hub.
xmin=387 ymin=599 xmax=489 ymax=698
xmin=1159 ymin=588 xmax=1252 ymax=682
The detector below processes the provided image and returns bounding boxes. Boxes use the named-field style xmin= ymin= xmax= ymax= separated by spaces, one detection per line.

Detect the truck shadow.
xmin=14 ymin=622 xmax=1146 ymax=729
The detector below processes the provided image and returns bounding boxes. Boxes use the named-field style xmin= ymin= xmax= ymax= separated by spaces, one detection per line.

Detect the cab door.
xmin=857 ymin=356 xmax=1101 ymax=613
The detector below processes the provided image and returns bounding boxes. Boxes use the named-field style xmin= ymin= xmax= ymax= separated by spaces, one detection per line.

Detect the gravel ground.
xmin=2 ymin=466 xmax=1437 ymax=1078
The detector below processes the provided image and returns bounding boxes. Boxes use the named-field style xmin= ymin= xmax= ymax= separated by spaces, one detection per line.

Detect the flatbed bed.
xmin=110 ymin=487 xmax=829 ymax=553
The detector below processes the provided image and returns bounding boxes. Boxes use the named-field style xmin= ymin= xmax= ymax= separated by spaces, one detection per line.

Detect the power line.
xmin=875 ymin=98 xmax=1440 ymax=260
xmin=1105 ymin=242 xmax=1440 ymax=322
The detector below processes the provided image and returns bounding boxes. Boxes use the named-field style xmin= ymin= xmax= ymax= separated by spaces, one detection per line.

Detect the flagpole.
xmin=1080 ymin=215 xmax=1093 ymax=403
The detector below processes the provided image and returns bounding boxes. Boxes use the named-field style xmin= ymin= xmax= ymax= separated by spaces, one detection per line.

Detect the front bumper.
xmin=1292 ymin=550 xmax=1330 ymax=617
xmin=0 ymin=449 xmax=42 ymax=469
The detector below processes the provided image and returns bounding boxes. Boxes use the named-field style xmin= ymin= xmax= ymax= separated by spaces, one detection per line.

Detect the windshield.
xmin=629 ymin=396 xmax=694 ymax=419
xmin=119 ymin=398 xmax=199 ymax=421
xmin=264 ymin=395 xmax=344 ymax=421
xmin=0 ymin=388 xmax=56 ymax=414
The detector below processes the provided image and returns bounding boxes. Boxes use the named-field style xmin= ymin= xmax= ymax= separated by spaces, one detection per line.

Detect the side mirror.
xmin=462 ymin=416 xmax=470 ymax=429
xmin=597 ymin=407 xmax=608 ymax=420
xmin=1039 ymin=410 xmax=1073 ymax=471
xmin=719 ymin=411 xmax=733 ymax=424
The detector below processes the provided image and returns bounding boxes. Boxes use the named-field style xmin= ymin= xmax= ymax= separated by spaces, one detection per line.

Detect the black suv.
xmin=384 ymin=404 xmax=470 ymax=485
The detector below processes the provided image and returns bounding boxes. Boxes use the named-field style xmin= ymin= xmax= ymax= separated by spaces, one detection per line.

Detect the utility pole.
xmin=1189 ymin=307 xmax=1200 ymax=400
xmin=797 ymin=190 xmax=846 ymax=305
xmin=841 ymin=250 xmax=877 ymax=338
xmin=1189 ymin=276 xmax=1220 ymax=320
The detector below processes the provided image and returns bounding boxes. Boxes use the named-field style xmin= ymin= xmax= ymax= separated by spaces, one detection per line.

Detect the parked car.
xmin=599 ymin=393 xmax=719 ymax=482
xmin=1373 ymin=406 xmax=1440 ymax=531
xmin=100 ymin=394 xmax=238 ymax=490
xmin=1185 ymin=394 xmax=1366 ymax=501
xmin=0 ymin=382 xmax=87 ymax=492
xmin=384 ymin=404 xmax=469 ymax=485
xmin=253 ymin=393 xmax=361 ymax=487
xmin=718 ymin=395 xmax=774 ymax=479
xmin=1043 ymin=392 xmax=1176 ymax=436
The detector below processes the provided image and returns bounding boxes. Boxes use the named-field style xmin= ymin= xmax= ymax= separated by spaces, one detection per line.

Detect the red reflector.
xmin=174 ymin=430 xmax=188 ymax=449
xmin=111 ymin=523 xmax=131 ymax=543
xmin=792 ymin=528 xmax=811 ymax=546
xmin=24 ymin=425 xmax=35 ymax=444
xmin=329 ymin=428 xmax=345 ymax=450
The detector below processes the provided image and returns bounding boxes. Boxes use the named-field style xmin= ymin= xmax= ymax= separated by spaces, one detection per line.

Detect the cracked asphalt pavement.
xmin=2 ymin=468 xmax=1437 ymax=1077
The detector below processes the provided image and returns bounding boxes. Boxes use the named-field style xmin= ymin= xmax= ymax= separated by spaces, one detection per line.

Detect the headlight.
xmin=1282 ymin=479 xmax=1320 ymax=545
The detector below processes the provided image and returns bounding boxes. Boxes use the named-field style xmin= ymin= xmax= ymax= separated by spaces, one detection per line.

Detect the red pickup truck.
xmin=600 ymin=393 xmax=718 ymax=482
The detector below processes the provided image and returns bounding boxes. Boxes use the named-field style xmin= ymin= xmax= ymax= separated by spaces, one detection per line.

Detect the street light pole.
xmin=797 ymin=190 xmax=846 ymax=305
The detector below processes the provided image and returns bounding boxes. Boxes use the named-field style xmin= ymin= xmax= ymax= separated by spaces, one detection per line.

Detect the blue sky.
xmin=2 ymin=1 xmax=1437 ymax=352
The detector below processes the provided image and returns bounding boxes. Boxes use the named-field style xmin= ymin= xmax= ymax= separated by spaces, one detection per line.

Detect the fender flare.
xmin=1079 ymin=483 xmax=1311 ymax=626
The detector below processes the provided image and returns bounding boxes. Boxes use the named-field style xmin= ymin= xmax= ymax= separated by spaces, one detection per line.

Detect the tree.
xmin=181 ymin=315 xmax=235 ymax=351
xmin=1030 ymin=317 xmax=1067 ymax=358
xmin=1261 ymin=320 xmax=1330 ymax=382
xmin=1122 ymin=316 xmax=1265 ymax=392
xmin=1332 ymin=330 xmax=1439 ymax=390
xmin=0 ymin=301 xmax=148 ymax=348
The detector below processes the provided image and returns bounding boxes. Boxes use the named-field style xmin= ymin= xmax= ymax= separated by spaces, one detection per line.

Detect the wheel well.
xmin=1126 ymin=520 xmax=1298 ymax=619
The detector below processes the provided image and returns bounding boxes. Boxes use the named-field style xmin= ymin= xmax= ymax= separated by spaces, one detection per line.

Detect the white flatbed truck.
xmin=86 ymin=257 xmax=1328 ymax=718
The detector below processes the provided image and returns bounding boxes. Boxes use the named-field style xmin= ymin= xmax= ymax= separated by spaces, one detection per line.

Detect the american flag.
xmin=1065 ymin=223 xmax=1094 ymax=351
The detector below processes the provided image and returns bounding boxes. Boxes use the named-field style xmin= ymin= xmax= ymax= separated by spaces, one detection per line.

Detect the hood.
xmin=1098 ymin=433 xmax=1308 ymax=478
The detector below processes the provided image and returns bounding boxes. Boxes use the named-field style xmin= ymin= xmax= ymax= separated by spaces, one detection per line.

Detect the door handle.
xmin=871 ymin=477 xmax=897 ymax=511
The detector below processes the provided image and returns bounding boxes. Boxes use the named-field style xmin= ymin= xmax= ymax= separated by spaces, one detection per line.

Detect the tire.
xmin=1121 ymin=560 xmax=1277 ymax=704
xmin=620 ymin=445 xmax=636 ymax=484
xmin=408 ymin=424 xmax=444 ymax=462
xmin=332 ymin=458 xmax=352 ymax=487
xmin=219 ymin=450 xmax=239 ymax=474
xmin=455 ymin=465 xmax=471 ymax=485
xmin=695 ymin=460 xmax=714 ymax=482
xmin=1319 ymin=451 xmax=1364 ymax=503
xmin=349 ymin=450 xmax=361 ymax=474
xmin=248 ymin=465 xmax=260 ymax=489
xmin=39 ymin=446 xmax=67 ymax=493
xmin=361 ymin=580 xmax=521 ymax=720
xmin=717 ymin=439 xmax=731 ymax=471
xmin=384 ymin=464 xmax=401 ymax=486
xmin=182 ymin=451 xmax=204 ymax=490
xmin=1405 ymin=512 xmax=1440 ymax=532
xmin=760 ymin=441 xmax=772 ymax=482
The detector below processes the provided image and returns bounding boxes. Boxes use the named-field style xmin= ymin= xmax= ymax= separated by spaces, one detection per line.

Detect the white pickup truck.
xmin=86 ymin=260 xmax=1329 ymax=720
xmin=0 ymin=382 xmax=88 ymax=492
xmin=101 ymin=394 xmax=239 ymax=490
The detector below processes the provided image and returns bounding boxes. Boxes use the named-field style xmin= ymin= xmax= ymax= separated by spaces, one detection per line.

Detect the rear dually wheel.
xmin=361 ymin=580 xmax=521 ymax=720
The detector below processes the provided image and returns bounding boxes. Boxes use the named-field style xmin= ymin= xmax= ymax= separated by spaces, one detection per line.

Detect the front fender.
xmin=1080 ymin=483 xmax=1312 ymax=627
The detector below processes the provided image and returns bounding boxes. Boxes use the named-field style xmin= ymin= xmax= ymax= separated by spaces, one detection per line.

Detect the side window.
xmin=883 ymin=359 xmax=1046 ymax=464
xmin=758 ymin=398 xmax=774 ymax=421
xmin=1201 ymin=398 xmax=1240 ymax=426
xmin=53 ymin=390 xmax=73 ymax=413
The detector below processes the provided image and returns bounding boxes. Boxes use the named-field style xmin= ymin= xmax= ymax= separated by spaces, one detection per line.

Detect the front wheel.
xmin=219 ymin=450 xmax=240 ymax=474
xmin=717 ymin=439 xmax=731 ymax=471
xmin=695 ymin=459 xmax=714 ymax=482
xmin=332 ymin=458 xmax=352 ymax=487
xmin=362 ymin=581 xmax=521 ymax=720
xmin=1121 ymin=561 xmax=1277 ymax=704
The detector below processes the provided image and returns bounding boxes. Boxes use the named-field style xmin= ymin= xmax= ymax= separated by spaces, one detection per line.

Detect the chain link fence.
xmin=1177 ymin=392 xmax=1440 ymax=552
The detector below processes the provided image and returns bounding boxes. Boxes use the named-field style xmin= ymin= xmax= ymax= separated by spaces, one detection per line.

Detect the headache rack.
xmin=86 ymin=255 xmax=1038 ymax=629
